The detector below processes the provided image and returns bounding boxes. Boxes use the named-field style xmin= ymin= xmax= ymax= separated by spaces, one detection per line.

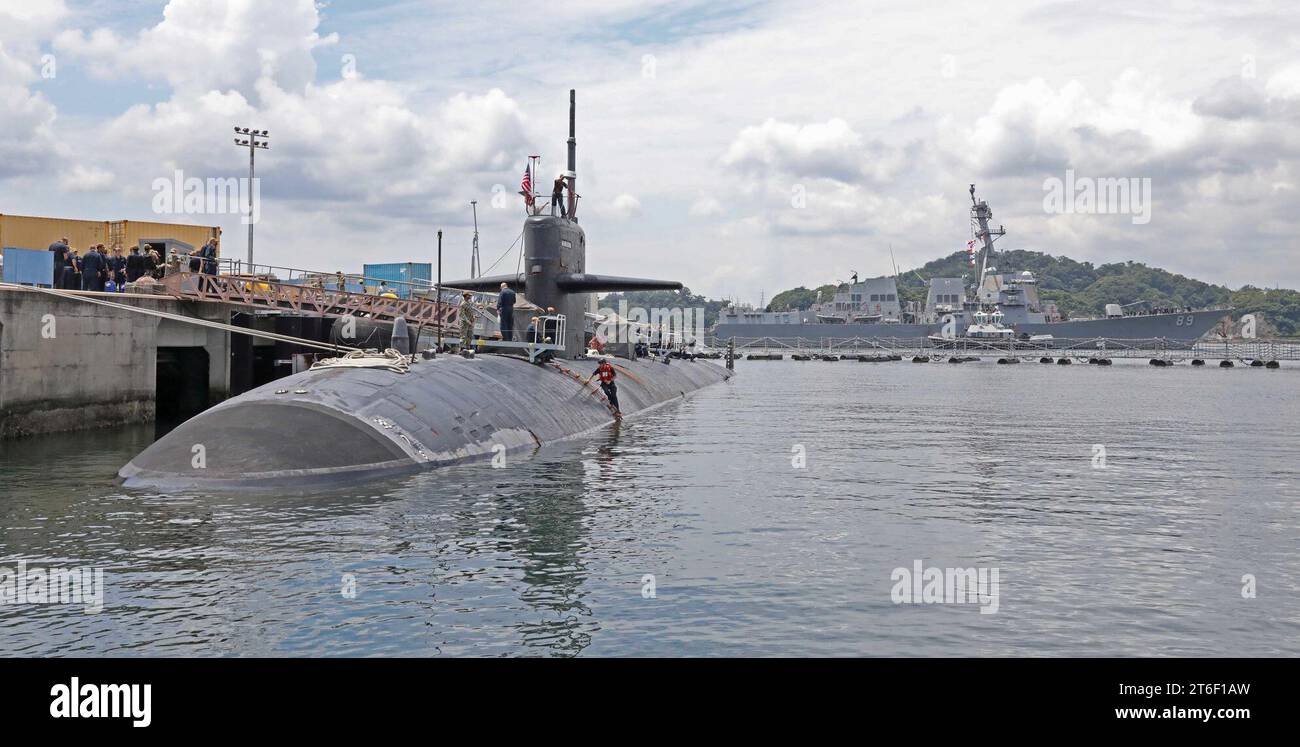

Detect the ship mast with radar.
xmin=969 ymin=183 xmax=1005 ymax=311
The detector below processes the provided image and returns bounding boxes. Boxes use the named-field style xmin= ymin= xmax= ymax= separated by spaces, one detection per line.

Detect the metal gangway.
xmin=161 ymin=271 xmax=460 ymax=327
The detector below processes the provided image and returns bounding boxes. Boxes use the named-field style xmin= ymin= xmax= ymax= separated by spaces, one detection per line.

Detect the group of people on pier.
xmin=45 ymin=235 xmax=220 ymax=292
xmin=47 ymin=238 xmax=161 ymax=292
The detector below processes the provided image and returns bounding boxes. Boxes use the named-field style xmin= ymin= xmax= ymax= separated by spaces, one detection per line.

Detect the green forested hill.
xmin=763 ymin=250 xmax=1300 ymax=335
xmin=765 ymin=284 xmax=843 ymax=313
xmin=599 ymin=251 xmax=1300 ymax=335
xmin=1225 ymin=286 xmax=1300 ymax=336
xmin=599 ymin=287 xmax=730 ymax=329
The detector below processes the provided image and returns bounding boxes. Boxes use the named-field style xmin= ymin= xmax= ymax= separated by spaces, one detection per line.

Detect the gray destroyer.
xmin=716 ymin=185 xmax=1228 ymax=342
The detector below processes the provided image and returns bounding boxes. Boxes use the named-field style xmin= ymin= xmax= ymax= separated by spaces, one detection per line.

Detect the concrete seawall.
xmin=0 ymin=287 xmax=235 ymax=439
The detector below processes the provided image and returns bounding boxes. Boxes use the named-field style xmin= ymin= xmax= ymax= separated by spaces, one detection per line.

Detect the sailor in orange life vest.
xmin=584 ymin=359 xmax=621 ymax=416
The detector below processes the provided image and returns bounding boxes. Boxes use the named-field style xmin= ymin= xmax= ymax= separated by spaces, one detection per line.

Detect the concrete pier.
xmin=0 ymin=286 xmax=236 ymax=438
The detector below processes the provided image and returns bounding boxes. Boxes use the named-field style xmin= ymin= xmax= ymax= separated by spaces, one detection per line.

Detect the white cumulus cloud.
xmin=54 ymin=0 xmax=336 ymax=100
xmin=609 ymin=193 xmax=642 ymax=218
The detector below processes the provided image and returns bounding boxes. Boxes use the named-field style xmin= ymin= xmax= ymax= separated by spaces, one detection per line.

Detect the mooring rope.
xmin=546 ymin=361 xmax=617 ymax=414
xmin=4 ymin=283 xmax=359 ymax=353
xmin=310 ymin=349 xmax=410 ymax=373
xmin=611 ymin=363 xmax=645 ymax=386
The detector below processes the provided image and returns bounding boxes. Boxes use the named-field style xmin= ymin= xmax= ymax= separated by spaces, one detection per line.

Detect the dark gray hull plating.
xmin=120 ymin=355 xmax=732 ymax=490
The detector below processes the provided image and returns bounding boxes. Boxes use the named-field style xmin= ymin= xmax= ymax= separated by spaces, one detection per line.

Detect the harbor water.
xmin=1 ymin=359 xmax=1297 ymax=656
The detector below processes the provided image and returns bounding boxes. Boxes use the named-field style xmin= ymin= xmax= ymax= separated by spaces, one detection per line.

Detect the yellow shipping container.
xmin=0 ymin=214 xmax=109 ymax=252
xmin=117 ymin=220 xmax=221 ymax=252
xmin=0 ymin=214 xmax=220 ymax=255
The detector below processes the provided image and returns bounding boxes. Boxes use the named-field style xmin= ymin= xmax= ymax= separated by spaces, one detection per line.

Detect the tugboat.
xmin=929 ymin=308 xmax=1015 ymax=347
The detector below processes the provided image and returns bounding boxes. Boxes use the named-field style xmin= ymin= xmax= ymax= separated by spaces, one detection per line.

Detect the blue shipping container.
xmin=2 ymin=247 xmax=55 ymax=287
xmin=363 ymin=262 xmax=433 ymax=298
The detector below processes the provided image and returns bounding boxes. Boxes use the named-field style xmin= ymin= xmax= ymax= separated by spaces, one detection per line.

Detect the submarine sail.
xmin=119 ymin=90 xmax=732 ymax=490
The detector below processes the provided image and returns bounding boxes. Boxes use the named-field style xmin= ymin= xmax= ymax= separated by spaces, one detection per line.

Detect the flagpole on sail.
xmin=529 ymin=154 xmax=540 ymax=215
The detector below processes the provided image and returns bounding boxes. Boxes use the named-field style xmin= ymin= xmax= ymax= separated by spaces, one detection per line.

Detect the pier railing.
xmin=215 ymin=257 xmax=436 ymax=297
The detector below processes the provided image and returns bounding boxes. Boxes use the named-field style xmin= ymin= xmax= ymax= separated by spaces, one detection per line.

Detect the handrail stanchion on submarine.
xmin=118 ymin=90 xmax=734 ymax=490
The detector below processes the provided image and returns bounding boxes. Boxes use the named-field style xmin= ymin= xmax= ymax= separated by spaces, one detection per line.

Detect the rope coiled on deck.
xmin=311 ymin=349 xmax=411 ymax=374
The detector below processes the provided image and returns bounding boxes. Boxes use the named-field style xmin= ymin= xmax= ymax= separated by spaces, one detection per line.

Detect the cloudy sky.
xmin=2 ymin=0 xmax=1298 ymax=302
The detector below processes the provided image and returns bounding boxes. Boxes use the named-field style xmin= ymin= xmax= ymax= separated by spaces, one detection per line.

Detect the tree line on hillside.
xmin=599 ymin=251 xmax=1300 ymax=335
xmin=758 ymin=250 xmax=1300 ymax=336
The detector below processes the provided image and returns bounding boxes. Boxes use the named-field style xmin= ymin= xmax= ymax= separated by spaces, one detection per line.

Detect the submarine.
xmin=119 ymin=91 xmax=733 ymax=490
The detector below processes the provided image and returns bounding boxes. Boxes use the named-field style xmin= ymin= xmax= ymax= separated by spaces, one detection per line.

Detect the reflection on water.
xmin=1 ymin=360 xmax=1298 ymax=656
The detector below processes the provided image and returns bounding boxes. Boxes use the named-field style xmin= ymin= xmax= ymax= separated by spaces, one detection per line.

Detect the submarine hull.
xmin=120 ymin=355 xmax=732 ymax=490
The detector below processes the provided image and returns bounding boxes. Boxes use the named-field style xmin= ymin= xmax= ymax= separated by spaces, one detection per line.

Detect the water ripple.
xmin=0 ymin=361 xmax=1296 ymax=655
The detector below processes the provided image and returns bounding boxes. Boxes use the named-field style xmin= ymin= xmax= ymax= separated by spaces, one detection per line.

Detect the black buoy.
xmin=1191 ymin=359 xmax=1205 ymax=366
xmin=1220 ymin=360 xmax=1234 ymax=368
xmin=1095 ymin=358 xmax=1112 ymax=366
xmin=948 ymin=356 xmax=965 ymax=364
xmin=912 ymin=355 xmax=930 ymax=363
xmin=1040 ymin=357 xmax=1054 ymax=364
xmin=1057 ymin=357 xmax=1072 ymax=365
xmin=1250 ymin=360 xmax=1265 ymax=367
xmin=997 ymin=357 xmax=1019 ymax=364
xmin=1266 ymin=360 xmax=1280 ymax=369
xmin=1149 ymin=359 xmax=1170 ymax=367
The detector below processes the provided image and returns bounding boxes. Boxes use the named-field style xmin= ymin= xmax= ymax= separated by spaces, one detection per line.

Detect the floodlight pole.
xmin=233 ymin=126 xmax=270 ymax=268
xmin=437 ymin=229 xmax=443 ymax=351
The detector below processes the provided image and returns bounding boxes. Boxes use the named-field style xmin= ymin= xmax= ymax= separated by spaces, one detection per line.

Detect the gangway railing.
xmin=475 ymin=313 xmax=566 ymax=363
xmin=162 ymin=271 xmax=459 ymax=327
xmin=215 ymin=257 xmax=436 ymax=297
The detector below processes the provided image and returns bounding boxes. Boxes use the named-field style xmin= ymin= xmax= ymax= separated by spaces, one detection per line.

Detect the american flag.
xmin=519 ymin=162 xmax=533 ymax=206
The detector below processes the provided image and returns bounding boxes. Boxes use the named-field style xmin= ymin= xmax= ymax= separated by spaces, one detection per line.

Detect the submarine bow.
xmin=120 ymin=355 xmax=731 ymax=489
